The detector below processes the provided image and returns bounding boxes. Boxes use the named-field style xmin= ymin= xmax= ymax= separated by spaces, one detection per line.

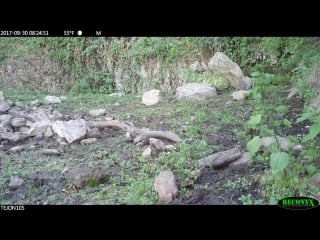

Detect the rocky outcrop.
xmin=208 ymin=52 xmax=246 ymax=90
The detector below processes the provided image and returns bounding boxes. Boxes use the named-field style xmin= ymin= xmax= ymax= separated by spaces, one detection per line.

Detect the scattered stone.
xmin=44 ymin=96 xmax=61 ymax=104
xmin=0 ymin=132 xmax=28 ymax=142
xmin=199 ymin=148 xmax=241 ymax=169
xmin=125 ymin=131 xmax=133 ymax=142
xmin=86 ymin=128 xmax=102 ymax=139
xmin=154 ymin=171 xmax=178 ymax=203
xmin=89 ymin=109 xmax=106 ymax=117
xmin=9 ymin=176 xmax=24 ymax=190
xmin=52 ymin=110 xmax=63 ymax=119
xmin=149 ymin=138 xmax=166 ymax=154
xmin=312 ymin=173 xmax=320 ymax=187
xmin=27 ymin=120 xmax=52 ymax=136
xmin=142 ymin=146 xmax=152 ymax=159
xmin=0 ymin=91 xmax=3 ymax=101
xmin=165 ymin=145 xmax=176 ymax=151
xmin=261 ymin=136 xmax=292 ymax=151
xmin=208 ymin=52 xmax=246 ymax=90
xmin=80 ymin=138 xmax=97 ymax=145
xmin=293 ymin=144 xmax=303 ymax=155
xmin=10 ymin=118 xmax=26 ymax=127
xmin=231 ymin=90 xmax=250 ymax=101
xmin=30 ymin=99 xmax=41 ymax=106
xmin=310 ymin=95 xmax=320 ymax=109
xmin=10 ymin=145 xmax=26 ymax=153
xmin=30 ymin=172 xmax=52 ymax=187
xmin=0 ymin=119 xmax=11 ymax=128
xmin=61 ymin=167 xmax=69 ymax=174
xmin=0 ymin=114 xmax=12 ymax=122
xmin=176 ymin=83 xmax=217 ymax=101
xmin=14 ymin=101 xmax=24 ymax=108
xmin=51 ymin=119 xmax=87 ymax=144
xmin=287 ymin=87 xmax=301 ymax=99
xmin=19 ymin=127 xmax=30 ymax=134
xmin=244 ymin=76 xmax=253 ymax=90
xmin=67 ymin=168 xmax=109 ymax=188
xmin=34 ymin=132 xmax=43 ymax=140
xmin=44 ymin=127 xmax=53 ymax=138
xmin=201 ymin=62 xmax=208 ymax=71
xmin=41 ymin=148 xmax=60 ymax=156
xmin=0 ymin=100 xmax=10 ymax=113
xmin=109 ymin=93 xmax=124 ymax=97
xmin=229 ymin=152 xmax=250 ymax=170
xmin=142 ymin=89 xmax=162 ymax=106
xmin=59 ymin=96 xmax=67 ymax=101
xmin=190 ymin=61 xmax=203 ymax=72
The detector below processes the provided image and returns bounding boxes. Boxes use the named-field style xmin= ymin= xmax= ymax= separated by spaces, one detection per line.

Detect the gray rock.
xmin=142 ymin=146 xmax=152 ymax=159
xmin=165 ymin=145 xmax=176 ymax=151
xmin=19 ymin=126 xmax=30 ymax=134
xmin=9 ymin=176 xmax=24 ymax=190
xmin=229 ymin=152 xmax=250 ymax=170
xmin=0 ymin=132 xmax=28 ymax=142
xmin=80 ymin=138 xmax=97 ymax=144
xmin=149 ymin=138 xmax=166 ymax=153
xmin=30 ymin=99 xmax=41 ymax=106
xmin=51 ymin=119 xmax=87 ymax=144
xmin=41 ymin=149 xmax=60 ymax=156
xmin=10 ymin=118 xmax=26 ymax=127
xmin=310 ymin=95 xmax=320 ymax=110
xmin=59 ymin=96 xmax=67 ymax=101
xmin=176 ymin=83 xmax=217 ymax=101
xmin=261 ymin=136 xmax=292 ymax=151
xmin=86 ymin=128 xmax=102 ymax=139
xmin=44 ymin=96 xmax=61 ymax=104
xmin=89 ymin=109 xmax=106 ymax=117
xmin=67 ymin=168 xmax=109 ymax=188
xmin=27 ymin=120 xmax=52 ymax=136
xmin=109 ymin=93 xmax=124 ymax=97
xmin=312 ymin=173 xmax=320 ymax=187
xmin=44 ymin=126 xmax=53 ymax=138
xmin=10 ymin=145 xmax=26 ymax=153
xmin=244 ymin=76 xmax=253 ymax=90
xmin=0 ymin=114 xmax=12 ymax=122
xmin=0 ymin=100 xmax=10 ymax=113
xmin=52 ymin=110 xmax=63 ymax=119
xmin=14 ymin=101 xmax=24 ymax=108
xmin=232 ymin=90 xmax=250 ymax=101
xmin=287 ymin=87 xmax=301 ymax=99
xmin=190 ymin=61 xmax=203 ymax=72
xmin=154 ymin=171 xmax=178 ymax=203
xmin=208 ymin=52 xmax=246 ymax=90
xmin=142 ymin=89 xmax=162 ymax=106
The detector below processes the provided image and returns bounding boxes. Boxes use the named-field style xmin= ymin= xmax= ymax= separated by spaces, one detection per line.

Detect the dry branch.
xmin=87 ymin=120 xmax=181 ymax=144
xmin=198 ymin=148 xmax=241 ymax=169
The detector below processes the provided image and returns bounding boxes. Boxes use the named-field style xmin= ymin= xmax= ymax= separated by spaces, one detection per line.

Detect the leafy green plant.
xmin=247 ymin=136 xmax=262 ymax=157
xmin=238 ymin=194 xmax=253 ymax=205
xmin=306 ymin=165 xmax=317 ymax=176
xmin=296 ymin=108 xmax=320 ymax=143
xmin=270 ymin=152 xmax=290 ymax=174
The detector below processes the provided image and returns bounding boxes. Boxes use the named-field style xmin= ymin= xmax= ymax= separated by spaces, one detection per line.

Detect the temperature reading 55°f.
xmin=64 ymin=31 xmax=74 ymax=36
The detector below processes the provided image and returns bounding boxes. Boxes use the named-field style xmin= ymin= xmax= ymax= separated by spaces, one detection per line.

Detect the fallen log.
xmin=87 ymin=120 xmax=181 ymax=144
xmin=198 ymin=147 xmax=241 ymax=169
xmin=134 ymin=130 xmax=181 ymax=144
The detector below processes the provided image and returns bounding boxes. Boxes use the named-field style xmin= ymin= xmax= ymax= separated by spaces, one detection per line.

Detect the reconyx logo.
xmin=278 ymin=197 xmax=319 ymax=210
